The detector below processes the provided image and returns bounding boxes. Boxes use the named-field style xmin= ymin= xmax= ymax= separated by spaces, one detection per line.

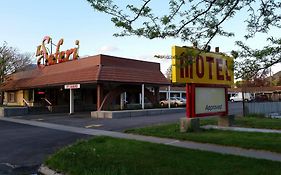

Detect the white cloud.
xmin=97 ymin=45 xmax=119 ymax=53
xmin=135 ymin=53 xmax=172 ymax=74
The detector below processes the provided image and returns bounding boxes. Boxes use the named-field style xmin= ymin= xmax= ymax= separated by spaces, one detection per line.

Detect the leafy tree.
xmin=276 ymin=76 xmax=281 ymax=86
xmin=165 ymin=64 xmax=172 ymax=80
xmin=87 ymin=0 xmax=281 ymax=79
xmin=0 ymin=42 xmax=33 ymax=104
xmin=235 ymin=80 xmax=243 ymax=88
xmin=236 ymin=69 xmax=270 ymax=87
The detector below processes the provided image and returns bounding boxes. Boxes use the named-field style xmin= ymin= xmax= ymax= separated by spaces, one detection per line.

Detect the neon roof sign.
xmin=36 ymin=36 xmax=79 ymax=68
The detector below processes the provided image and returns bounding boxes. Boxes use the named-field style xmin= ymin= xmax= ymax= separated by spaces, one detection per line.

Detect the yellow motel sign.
xmin=172 ymin=46 xmax=234 ymax=86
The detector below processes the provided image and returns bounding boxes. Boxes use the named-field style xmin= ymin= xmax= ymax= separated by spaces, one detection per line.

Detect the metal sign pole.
xmin=69 ymin=89 xmax=74 ymax=115
xmin=168 ymin=86 xmax=171 ymax=108
xmin=64 ymin=84 xmax=80 ymax=115
xmin=142 ymin=84 xmax=145 ymax=109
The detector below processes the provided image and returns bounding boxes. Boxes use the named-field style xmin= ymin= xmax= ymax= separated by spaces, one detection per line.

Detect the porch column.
xmin=97 ymin=84 xmax=103 ymax=111
xmin=142 ymin=84 xmax=145 ymax=109
xmin=154 ymin=86 xmax=160 ymax=104
xmin=69 ymin=89 xmax=74 ymax=114
xmin=168 ymin=86 xmax=171 ymax=108
xmin=124 ymin=92 xmax=127 ymax=102
xmin=32 ymin=89 xmax=35 ymax=102
xmin=120 ymin=92 xmax=125 ymax=110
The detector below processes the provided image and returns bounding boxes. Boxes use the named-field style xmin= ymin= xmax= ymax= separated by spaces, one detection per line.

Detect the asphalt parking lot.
xmin=0 ymin=120 xmax=91 ymax=175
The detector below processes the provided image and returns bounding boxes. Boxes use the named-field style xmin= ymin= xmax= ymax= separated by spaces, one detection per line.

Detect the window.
xmin=8 ymin=92 xmax=15 ymax=103
xmin=28 ymin=90 xmax=34 ymax=101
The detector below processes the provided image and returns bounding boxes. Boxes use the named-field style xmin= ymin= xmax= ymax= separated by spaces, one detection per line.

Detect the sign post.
xmin=64 ymin=84 xmax=80 ymax=115
xmin=172 ymin=46 xmax=234 ymax=131
xmin=70 ymin=89 xmax=74 ymax=114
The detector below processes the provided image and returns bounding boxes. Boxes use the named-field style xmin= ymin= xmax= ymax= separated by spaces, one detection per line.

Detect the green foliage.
xmin=87 ymin=0 xmax=281 ymax=79
xmin=277 ymin=76 xmax=281 ymax=86
xmin=199 ymin=115 xmax=281 ymax=130
xmin=46 ymin=136 xmax=281 ymax=175
xmin=235 ymin=39 xmax=281 ymax=79
xmin=246 ymin=113 xmax=266 ymax=118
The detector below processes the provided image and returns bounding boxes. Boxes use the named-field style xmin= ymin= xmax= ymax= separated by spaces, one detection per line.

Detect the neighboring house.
xmin=229 ymin=86 xmax=281 ymax=101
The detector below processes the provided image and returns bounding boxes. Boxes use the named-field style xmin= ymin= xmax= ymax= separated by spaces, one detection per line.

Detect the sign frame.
xmin=186 ymin=83 xmax=228 ymax=118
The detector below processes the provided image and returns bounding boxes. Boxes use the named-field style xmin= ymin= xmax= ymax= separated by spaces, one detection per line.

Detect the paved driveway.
xmin=13 ymin=112 xmax=185 ymax=131
xmin=0 ymin=120 xmax=91 ymax=175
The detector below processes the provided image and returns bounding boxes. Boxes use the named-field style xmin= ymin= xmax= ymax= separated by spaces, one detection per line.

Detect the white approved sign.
xmin=195 ymin=87 xmax=226 ymax=114
xmin=64 ymin=84 xmax=80 ymax=89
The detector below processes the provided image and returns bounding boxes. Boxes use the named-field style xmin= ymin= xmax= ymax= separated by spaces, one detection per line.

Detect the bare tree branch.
xmin=128 ymin=0 xmax=152 ymax=23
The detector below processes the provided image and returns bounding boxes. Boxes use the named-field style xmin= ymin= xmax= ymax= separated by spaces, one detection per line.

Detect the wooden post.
xmin=97 ymin=84 xmax=103 ymax=111
xmin=186 ymin=84 xmax=192 ymax=118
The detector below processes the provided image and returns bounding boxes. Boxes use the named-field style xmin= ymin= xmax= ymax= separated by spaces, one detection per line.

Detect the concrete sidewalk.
xmin=203 ymin=125 xmax=281 ymax=133
xmin=2 ymin=117 xmax=281 ymax=162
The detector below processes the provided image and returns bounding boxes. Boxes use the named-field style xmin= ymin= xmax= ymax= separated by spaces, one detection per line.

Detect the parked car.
xmin=160 ymin=97 xmax=186 ymax=107
xmin=230 ymin=92 xmax=254 ymax=102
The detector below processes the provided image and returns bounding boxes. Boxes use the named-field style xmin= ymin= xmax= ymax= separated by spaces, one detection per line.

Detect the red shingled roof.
xmin=1 ymin=54 xmax=170 ymax=91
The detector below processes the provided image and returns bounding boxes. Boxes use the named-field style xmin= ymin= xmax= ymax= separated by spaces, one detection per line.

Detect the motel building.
xmin=0 ymin=54 xmax=170 ymax=114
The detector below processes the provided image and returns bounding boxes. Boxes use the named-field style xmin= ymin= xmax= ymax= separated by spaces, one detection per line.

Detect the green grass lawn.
xmin=200 ymin=115 xmax=281 ymax=130
xmin=126 ymin=122 xmax=281 ymax=153
xmin=45 ymin=136 xmax=281 ymax=175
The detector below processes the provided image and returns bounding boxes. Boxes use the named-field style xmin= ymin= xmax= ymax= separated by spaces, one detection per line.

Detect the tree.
xmin=87 ymin=0 xmax=281 ymax=79
xmin=165 ymin=64 xmax=172 ymax=80
xmin=276 ymin=76 xmax=281 ymax=86
xmin=0 ymin=42 xmax=33 ymax=104
xmin=244 ymin=69 xmax=270 ymax=87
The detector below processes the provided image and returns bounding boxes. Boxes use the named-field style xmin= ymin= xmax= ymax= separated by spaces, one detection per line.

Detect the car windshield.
xmin=168 ymin=97 xmax=186 ymax=101
xmin=175 ymin=97 xmax=185 ymax=101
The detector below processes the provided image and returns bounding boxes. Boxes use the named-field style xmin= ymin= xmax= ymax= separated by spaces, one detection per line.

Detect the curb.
xmin=38 ymin=164 xmax=64 ymax=175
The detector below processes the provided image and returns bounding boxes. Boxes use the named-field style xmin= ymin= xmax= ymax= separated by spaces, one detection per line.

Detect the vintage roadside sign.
xmin=64 ymin=84 xmax=80 ymax=89
xmin=36 ymin=36 xmax=80 ymax=68
xmin=172 ymin=46 xmax=234 ymax=86
xmin=171 ymin=46 xmax=234 ymax=118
